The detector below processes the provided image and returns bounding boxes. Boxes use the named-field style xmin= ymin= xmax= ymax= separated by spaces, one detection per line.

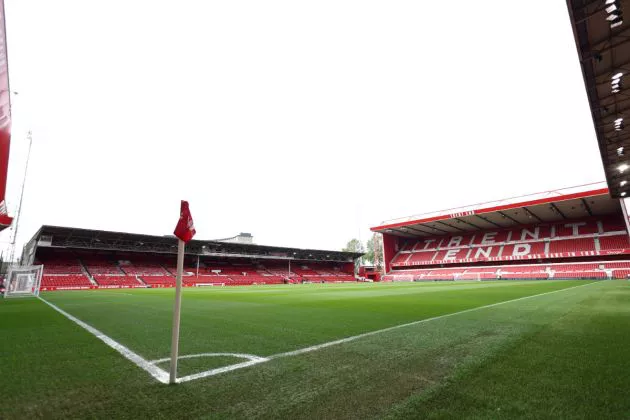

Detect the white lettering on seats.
xmin=443 ymin=249 xmax=460 ymax=260
xmin=481 ymin=232 xmax=497 ymax=245
xmin=520 ymin=227 xmax=539 ymax=241
xmin=447 ymin=236 xmax=462 ymax=247
xmin=564 ymin=222 xmax=586 ymax=236
xmin=423 ymin=239 xmax=436 ymax=250
xmin=474 ymin=247 xmax=493 ymax=259
xmin=512 ymin=243 xmax=531 ymax=257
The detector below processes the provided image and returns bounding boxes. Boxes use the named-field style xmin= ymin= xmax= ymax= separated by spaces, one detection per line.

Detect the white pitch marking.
xmin=150 ymin=352 xmax=268 ymax=365
xmin=176 ymin=359 xmax=269 ymax=383
xmin=38 ymin=297 xmax=170 ymax=384
xmin=149 ymin=353 xmax=270 ymax=384
xmin=73 ymin=292 xmax=135 ymax=297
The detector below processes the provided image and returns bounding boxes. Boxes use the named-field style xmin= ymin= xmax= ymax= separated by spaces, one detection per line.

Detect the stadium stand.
xmin=82 ymin=258 xmax=123 ymax=275
xmin=22 ymin=226 xmax=360 ymax=291
xmin=41 ymin=275 xmax=93 ymax=289
xmin=139 ymin=276 xmax=176 ymax=287
xmin=93 ymin=275 xmax=143 ymax=287
xmin=372 ymin=184 xmax=630 ymax=282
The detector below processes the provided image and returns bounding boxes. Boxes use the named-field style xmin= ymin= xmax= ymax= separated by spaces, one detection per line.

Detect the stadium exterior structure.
xmin=22 ymin=226 xmax=362 ymax=291
xmin=371 ymin=182 xmax=630 ymax=281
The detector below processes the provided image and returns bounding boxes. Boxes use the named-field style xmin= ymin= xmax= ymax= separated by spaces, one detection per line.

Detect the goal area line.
xmin=37 ymin=281 xmax=598 ymax=384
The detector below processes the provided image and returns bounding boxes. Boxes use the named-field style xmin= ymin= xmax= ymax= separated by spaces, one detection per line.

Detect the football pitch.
xmin=2 ymin=280 xmax=630 ymax=419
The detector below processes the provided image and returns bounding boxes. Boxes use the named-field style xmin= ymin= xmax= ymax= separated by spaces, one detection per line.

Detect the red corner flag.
xmin=173 ymin=200 xmax=196 ymax=243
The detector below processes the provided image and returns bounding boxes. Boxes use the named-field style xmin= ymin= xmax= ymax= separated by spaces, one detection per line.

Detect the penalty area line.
xmin=38 ymin=297 xmax=170 ymax=384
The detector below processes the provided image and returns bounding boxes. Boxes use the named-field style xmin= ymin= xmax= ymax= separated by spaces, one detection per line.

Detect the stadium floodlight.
xmin=622 ymin=192 xmax=627 ymax=197
xmin=3 ymin=265 xmax=43 ymax=298
xmin=612 ymin=72 xmax=623 ymax=80
xmin=618 ymin=163 xmax=629 ymax=173
xmin=610 ymin=16 xmax=624 ymax=28
xmin=618 ymin=146 xmax=624 ymax=156
xmin=621 ymin=180 xmax=628 ymax=187
xmin=615 ymin=118 xmax=624 ymax=131
xmin=607 ymin=12 xmax=622 ymax=21
xmin=606 ymin=0 xmax=621 ymax=13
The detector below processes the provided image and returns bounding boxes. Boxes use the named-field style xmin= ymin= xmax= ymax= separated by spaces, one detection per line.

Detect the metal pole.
xmin=196 ymin=254 xmax=200 ymax=278
xmin=288 ymin=258 xmax=291 ymax=282
xmin=169 ymin=239 xmax=185 ymax=384
xmin=8 ymin=130 xmax=33 ymax=265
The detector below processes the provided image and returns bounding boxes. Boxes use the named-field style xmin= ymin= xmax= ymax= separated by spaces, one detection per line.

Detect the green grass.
xmin=1 ymin=280 xmax=629 ymax=419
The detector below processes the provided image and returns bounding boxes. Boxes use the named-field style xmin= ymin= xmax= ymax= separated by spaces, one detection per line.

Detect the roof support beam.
xmin=436 ymin=221 xmax=467 ymax=232
xmin=568 ymin=0 xmax=606 ymax=14
xmin=581 ymin=198 xmax=594 ymax=217
xmin=595 ymin=57 xmax=630 ymax=81
xmin=522 ymin=207 xmax=544 ymax=223
xmin=585 ymin=29 xmax=630 ymax=59
xmin=550 ymin=203 xmax=568 ymax=220
xmin=388 ymin=228 xmax=417 ymax=238
xmin=422 ymin=224 xmax=450 ymax=234
xmin=403 ymin=225 xmax=435 ymax=235
xmin=604 ymin=131 xmax=630 ymax=146
xmin=455 ymin=218 xmax=483 ymax=230
xmin=474 ymin=214 xmax=505 ymax=228
xmin=497 ymin=211 xmax=521 ymax=225
xmin=573 ymin=1 xmax=617 ymax=25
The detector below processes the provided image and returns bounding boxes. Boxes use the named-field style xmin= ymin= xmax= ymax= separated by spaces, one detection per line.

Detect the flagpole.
xmin=169 ymin=238 xmax=186 ymax=384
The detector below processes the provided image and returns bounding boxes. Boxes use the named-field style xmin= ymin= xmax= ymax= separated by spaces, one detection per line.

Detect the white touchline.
xmin=38 ymin=297 xmax=170 ymax=384
xmin=39 ymin=281 xmax=600 ymax=384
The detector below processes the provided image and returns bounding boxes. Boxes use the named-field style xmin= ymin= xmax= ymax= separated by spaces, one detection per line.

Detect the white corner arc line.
xmin=176 ymin=358 xmax=269 ymax=383
xmin=38 ymin=297 xmax=170 ymax=384
xmin=150 ymin=352 xmax=268 ymax=365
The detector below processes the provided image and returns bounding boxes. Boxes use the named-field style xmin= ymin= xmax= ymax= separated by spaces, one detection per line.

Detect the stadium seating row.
xmin=39 ymin=272 xmax=355 ymax=289
xmin=382 ymin=261 xmax=630 ymax=281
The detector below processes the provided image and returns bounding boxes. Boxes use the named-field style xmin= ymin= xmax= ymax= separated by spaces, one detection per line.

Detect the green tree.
xmin=343 ymin=238 xmax=365 ymax=275
xmin=364 ymin=240 xmax=374 ymax=264
xmin=342 ymin=238 xmax=365 ymax=254
xmin=364 ymin=233 xmax=383 ymax=270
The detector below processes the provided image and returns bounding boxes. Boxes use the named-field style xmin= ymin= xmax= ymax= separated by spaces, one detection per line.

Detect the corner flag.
xmin=169 ymin=200 xmax=195 ymax=384
xmin=174 ymin=200 xmax=196 ymax=243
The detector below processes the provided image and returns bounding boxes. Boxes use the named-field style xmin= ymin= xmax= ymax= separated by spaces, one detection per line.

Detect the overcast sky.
xmin=0 ymin=0 xmax=605 ymax=255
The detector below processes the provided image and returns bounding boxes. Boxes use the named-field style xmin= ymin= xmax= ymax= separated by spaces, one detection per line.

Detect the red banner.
xmin=0 ymin=0 xmax=11 ymax=229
